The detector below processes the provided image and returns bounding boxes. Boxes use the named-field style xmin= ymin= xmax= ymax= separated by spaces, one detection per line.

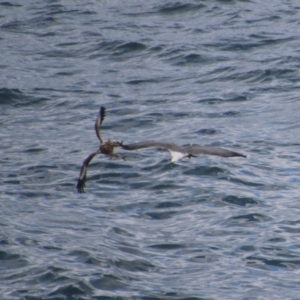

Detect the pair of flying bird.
xmin=77 ymin=107 xmax=246 ymax=193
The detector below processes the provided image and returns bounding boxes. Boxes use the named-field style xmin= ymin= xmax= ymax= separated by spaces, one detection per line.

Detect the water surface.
xmin=1 ymin=1 xmax=300 ymax=299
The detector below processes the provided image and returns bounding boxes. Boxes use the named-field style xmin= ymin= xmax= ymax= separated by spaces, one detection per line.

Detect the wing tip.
xmin=235 ymin=152 xmax=246 ymax=158
xmin=100 ymin=106 xmax=106 ymax=124
xmin=76 ymin=179 xmax=85 ymax=193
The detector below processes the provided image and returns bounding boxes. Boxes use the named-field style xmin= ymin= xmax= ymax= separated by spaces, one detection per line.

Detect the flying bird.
xmin=122 ymin=140 xmax=246 ymax=163
xmin=76 ymin=107 xmax=125 ymax=193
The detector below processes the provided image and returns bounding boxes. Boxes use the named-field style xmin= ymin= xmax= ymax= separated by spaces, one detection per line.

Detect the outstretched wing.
xmin=95 ymin=106 xmax=106 ymax=144
xmin=182 ymin=144 xmax=246 ymax=158
xmin=122 ymin=140 xmax=246 ymax=162
xmin=122 ymin=140 xmax=185 ymax=162
xmin=122 ymin=140 xmax=180 ymax=151
xmin=77 ymin=151 xmax=100 ymax=193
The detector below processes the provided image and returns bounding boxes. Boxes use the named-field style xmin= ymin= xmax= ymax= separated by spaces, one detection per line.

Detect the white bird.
xmin=122 ymin=140 xmax=246 ymax=163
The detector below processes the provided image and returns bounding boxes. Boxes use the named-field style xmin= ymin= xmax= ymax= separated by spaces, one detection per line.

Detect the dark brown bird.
xmin=76 ymin=107 xmax=125 ymax=193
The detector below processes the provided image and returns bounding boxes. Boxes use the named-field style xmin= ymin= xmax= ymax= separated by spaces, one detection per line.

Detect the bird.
xmin=76 ymin=107 xmax=125 ymax=193
xmin=122 ymin=140 xmax=246 ymax=163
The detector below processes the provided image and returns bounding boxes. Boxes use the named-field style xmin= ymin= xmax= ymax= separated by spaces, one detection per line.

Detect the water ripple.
xmin=1 ymin=0 xmax=300 ymax=299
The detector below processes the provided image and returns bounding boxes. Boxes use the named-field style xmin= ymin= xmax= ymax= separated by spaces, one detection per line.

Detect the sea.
xmin=1 ymin=1 xmax=300 ymax=299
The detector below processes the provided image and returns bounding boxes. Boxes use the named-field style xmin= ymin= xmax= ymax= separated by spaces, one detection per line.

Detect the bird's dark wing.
xmin=95 ymin=106 xmax=106 ymax=144
xmin=122 ymin=140 xmax=181 ymax=152
xmin=181 ymin=144 xmax=246 ymax=158
xmin=77 ymin=150 xmax=100 ymax=193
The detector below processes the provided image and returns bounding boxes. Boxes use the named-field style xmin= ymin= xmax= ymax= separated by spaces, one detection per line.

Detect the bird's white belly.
xmin=169 ymin=150 xmax=186 ymax=163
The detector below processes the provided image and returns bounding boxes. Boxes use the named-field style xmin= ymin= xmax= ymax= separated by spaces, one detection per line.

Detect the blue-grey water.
xmin=1 ymin=1 xmax=300 ymax=299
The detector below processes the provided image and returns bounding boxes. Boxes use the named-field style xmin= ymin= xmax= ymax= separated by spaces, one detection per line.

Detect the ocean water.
xmin=1 ymin=0 xmax=300 ymax=299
